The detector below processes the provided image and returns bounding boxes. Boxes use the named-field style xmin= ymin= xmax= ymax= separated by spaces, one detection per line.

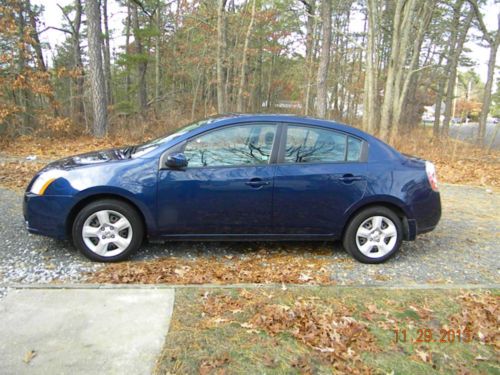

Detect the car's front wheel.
xmin=72 ymin=199 xmax=144 ymax=262
xmin=343 ymin=206 xmax=402 ymax=264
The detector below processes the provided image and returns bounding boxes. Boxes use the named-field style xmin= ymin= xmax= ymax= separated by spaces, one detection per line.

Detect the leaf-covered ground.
xmin=155 ymin=287 xmax=499 ymax=374
xmin=88 ymin=248 xmax=337 ymax=285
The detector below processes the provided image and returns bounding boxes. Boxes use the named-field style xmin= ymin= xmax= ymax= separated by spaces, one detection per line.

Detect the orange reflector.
xmin=39 ymin=178 xmax=56 ymax=195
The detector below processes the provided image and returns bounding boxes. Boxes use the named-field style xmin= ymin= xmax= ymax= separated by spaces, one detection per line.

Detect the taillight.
xmin=425 ymin=161 xmax=439 ymax=191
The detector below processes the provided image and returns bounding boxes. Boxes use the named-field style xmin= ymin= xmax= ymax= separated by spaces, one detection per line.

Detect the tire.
xmin=342 ymin=206 xmax=403 ymax=264
xmin=72 ymin=199 xmax=144 ymax=262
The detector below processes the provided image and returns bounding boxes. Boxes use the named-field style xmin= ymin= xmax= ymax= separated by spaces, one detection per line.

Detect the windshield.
xmin=131 ymin=119 xmax=213 ymax=158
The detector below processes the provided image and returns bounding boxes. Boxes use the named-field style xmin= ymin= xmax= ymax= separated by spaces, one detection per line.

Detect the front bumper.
xmin=23 ymin=192 xmax=75 ymax=239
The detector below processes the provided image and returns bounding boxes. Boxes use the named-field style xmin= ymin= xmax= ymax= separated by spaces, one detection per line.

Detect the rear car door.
xmin=273 ymin=124 xmax=368 ymax=236
xmin=157 ymin=123 xmax=279 ymax=235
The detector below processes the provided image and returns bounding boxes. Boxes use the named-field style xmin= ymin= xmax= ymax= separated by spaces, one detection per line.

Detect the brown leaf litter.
xmin=88 ymin=251 xmax=335 ymax=285
xmin=198 ymin=290 xmax=377 ymax=373
xmin=450 ymin=291 xmax=499 ymax=349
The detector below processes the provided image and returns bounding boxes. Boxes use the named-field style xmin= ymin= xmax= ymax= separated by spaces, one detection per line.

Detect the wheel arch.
xmin=66 ymin=192 xmax=150 ymax=239
xmin=342 ymin=198 xmax=412 ymax=241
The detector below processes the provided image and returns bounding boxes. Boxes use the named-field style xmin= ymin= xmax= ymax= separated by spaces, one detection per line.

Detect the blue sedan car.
xmin=24 ymin=114 xmax=441 ymax=264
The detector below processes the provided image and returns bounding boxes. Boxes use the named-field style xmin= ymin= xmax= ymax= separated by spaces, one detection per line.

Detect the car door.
xmin=157 ymin=123 xmax=279 ymax=236
xmin=273 ymin=124 xmax=368 ymax=236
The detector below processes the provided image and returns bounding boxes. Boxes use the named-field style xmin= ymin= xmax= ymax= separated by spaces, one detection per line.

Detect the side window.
xmin=347 ymin=136 xmax=362 ymax=161
xmin=284 ymin=126 xmax=347 ymax=163
xmin=184 ymin=124 xmax=276 ymax=168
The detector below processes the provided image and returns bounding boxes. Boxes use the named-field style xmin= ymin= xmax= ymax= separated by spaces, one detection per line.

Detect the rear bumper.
xmin=416 ymin=224 xmax=438 ymax=235
xmin=411 ymin=191 xmax=441 ymax=237
xmin=23 ymin=193 xmax=74 ymax=239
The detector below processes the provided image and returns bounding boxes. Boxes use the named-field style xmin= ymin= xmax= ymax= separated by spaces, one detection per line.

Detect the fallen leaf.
xmin=23 ymin=350 xmax=36 ymax=364
xmin=415 ymin=349 xmax=431 ymax=363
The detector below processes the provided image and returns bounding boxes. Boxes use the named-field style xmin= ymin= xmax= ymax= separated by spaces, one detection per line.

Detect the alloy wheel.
xmin=355 ymin=215 xmax=398 ymax=259
xmin=81 ymin=210 xmax=133 ymax=257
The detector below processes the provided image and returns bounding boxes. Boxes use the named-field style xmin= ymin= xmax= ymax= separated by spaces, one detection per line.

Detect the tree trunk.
xmin=433 ymin=79 xmax=445 ymax=137
xmin=72 ymin=0 xmax=85 ymax=124
xmin=379 ymin=0 xmax=417 ymax=140
xmin=59 ymin=0 xmax=84 ymax=122
xmin=85 ymin=0 xmax=108 ymax=137
xmin=132 ymin=4 xmax=148 ymax=112
xmin=442 ymin=3 xmax=473 ymax=137
xmin=300 ymin=0 xmax=315 ymax=115
xmin=316 ymin=0 xmax=332 ymax=118
xmin=125 ymin=1 xmax=131 ymax=103
xmin=236 ymin=0 xmax=256 ymax=112
xmin=304 ymin=7 xmax=319 ymax=116
xmin=216 ymin=0 xmax=227 ymax=113
xmin=102 ymin=0 xmax=113 ymax=105
xmin=26 ymin=0 xmax=46 ymax=72
xmin=26 ymin=0 xmax=60 ymax=117
xmin=155 ymin=2 xmax=162 ymax=116
xmin=266 ymin=54 xmax=275 ymax=109
xmin=392 ymin=1 xmax=434 ymax=132
xmin=476 ymin=13 xmax=500 ymax=145
xmin=362 ymin=0 xmax=378 ymax=133
xmin=17 ymin=0 xmax=31 ymax=131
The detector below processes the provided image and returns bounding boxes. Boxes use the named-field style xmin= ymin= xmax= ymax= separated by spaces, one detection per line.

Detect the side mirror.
xmin=165 ymin=153 xmax=188 ymax=169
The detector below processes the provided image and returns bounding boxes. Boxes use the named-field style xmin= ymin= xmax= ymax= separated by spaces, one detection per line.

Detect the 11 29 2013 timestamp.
xmin=393 ymin=328 xmax=473 ymax=344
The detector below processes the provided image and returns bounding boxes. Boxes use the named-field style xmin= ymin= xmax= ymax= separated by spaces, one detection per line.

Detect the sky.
xmin=33 ymin=0 xmax=499 ymax=84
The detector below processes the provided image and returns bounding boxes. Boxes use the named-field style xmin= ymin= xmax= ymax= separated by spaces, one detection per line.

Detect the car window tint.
xmin=184 ymin=124 xmax=276 ymax=167
xmin=284 ymin=126 xmax=347 ymax=163
xmin=347 ymin=136 xmax=362 ymax=161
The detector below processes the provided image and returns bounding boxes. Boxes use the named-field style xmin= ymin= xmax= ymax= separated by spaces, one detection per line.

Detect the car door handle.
xmin=339 ymin=174 xmax=364 ymax=182
xmin=245 ymin=178 xmax=270 ymax=188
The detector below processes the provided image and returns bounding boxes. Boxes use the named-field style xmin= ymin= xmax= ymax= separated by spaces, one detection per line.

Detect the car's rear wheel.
xmin=72 ymin=199 xmax=144 ymax=262
xmin=343 ymin=206 xmax=402 ymax=264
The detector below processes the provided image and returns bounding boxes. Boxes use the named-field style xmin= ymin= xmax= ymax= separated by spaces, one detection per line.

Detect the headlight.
xmin=30 ymin=169 xmax=67 ymax=195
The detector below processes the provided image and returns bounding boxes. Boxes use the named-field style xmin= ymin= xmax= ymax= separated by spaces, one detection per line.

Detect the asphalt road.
xmin=425 ymin=122 xmax=500 ymax=149
xmin=0 ymin=184 xmax=499 ymax=292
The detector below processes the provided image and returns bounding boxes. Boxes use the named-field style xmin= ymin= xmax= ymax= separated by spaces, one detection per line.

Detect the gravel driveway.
xmin=1 ymin=184 xmax=498 ymax=296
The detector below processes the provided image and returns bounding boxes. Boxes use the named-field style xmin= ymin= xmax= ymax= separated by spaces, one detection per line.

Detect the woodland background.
xmin=0 ymin=0 xmax=499 ymax=188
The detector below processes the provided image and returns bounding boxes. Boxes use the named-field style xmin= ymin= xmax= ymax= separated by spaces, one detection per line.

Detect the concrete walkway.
xmin=0 ymin=288 xmax=175 ymax=375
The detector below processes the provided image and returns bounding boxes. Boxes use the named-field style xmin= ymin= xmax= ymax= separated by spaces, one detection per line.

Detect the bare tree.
xmin=26 ymin=0 xmax=59 ymax=116
xmin=17 ymin=0 xmax=31 ymax=130
xmin=132 ymin=3 xmax=148 ymax=112
xmin=442 ymin=1 xmax=473 ymax=137
xmin=393 ymin=1 xmax=435 ymax=132
xmin=102 ymin=0 xmax=113 ymax=105
xmin=362 ymin=0 xmax=379 ymax=133
xmin=468 ymin=0 xmax=500 ymax=145
xmin=217 ymin=0 xmax=228 ymax=113
xmin=300 ymin=0 xmax=316 ymax=115
xmin=379 ymin=0 xmax=417 ymax=140
xmin=125 ymin=0 xmax=132 ymax=102
xmin=316 ymin=0 xmax=332 ymax=118
xmin=236 ymin=0 xmax=256 ymax=112
xmin=85 ymin=0 xmax=108 ymax=137
xmin=58 ymin=0 xmax=85 ymax=124
xmin=26 ymin=0 xmax=46 ymax=72
xmin=154 ymin=1 xmax=162 ymax=115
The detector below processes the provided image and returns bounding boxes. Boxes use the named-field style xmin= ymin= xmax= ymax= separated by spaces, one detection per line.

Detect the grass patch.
xmin=155 ymin=287 xmax=499 ymax=374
